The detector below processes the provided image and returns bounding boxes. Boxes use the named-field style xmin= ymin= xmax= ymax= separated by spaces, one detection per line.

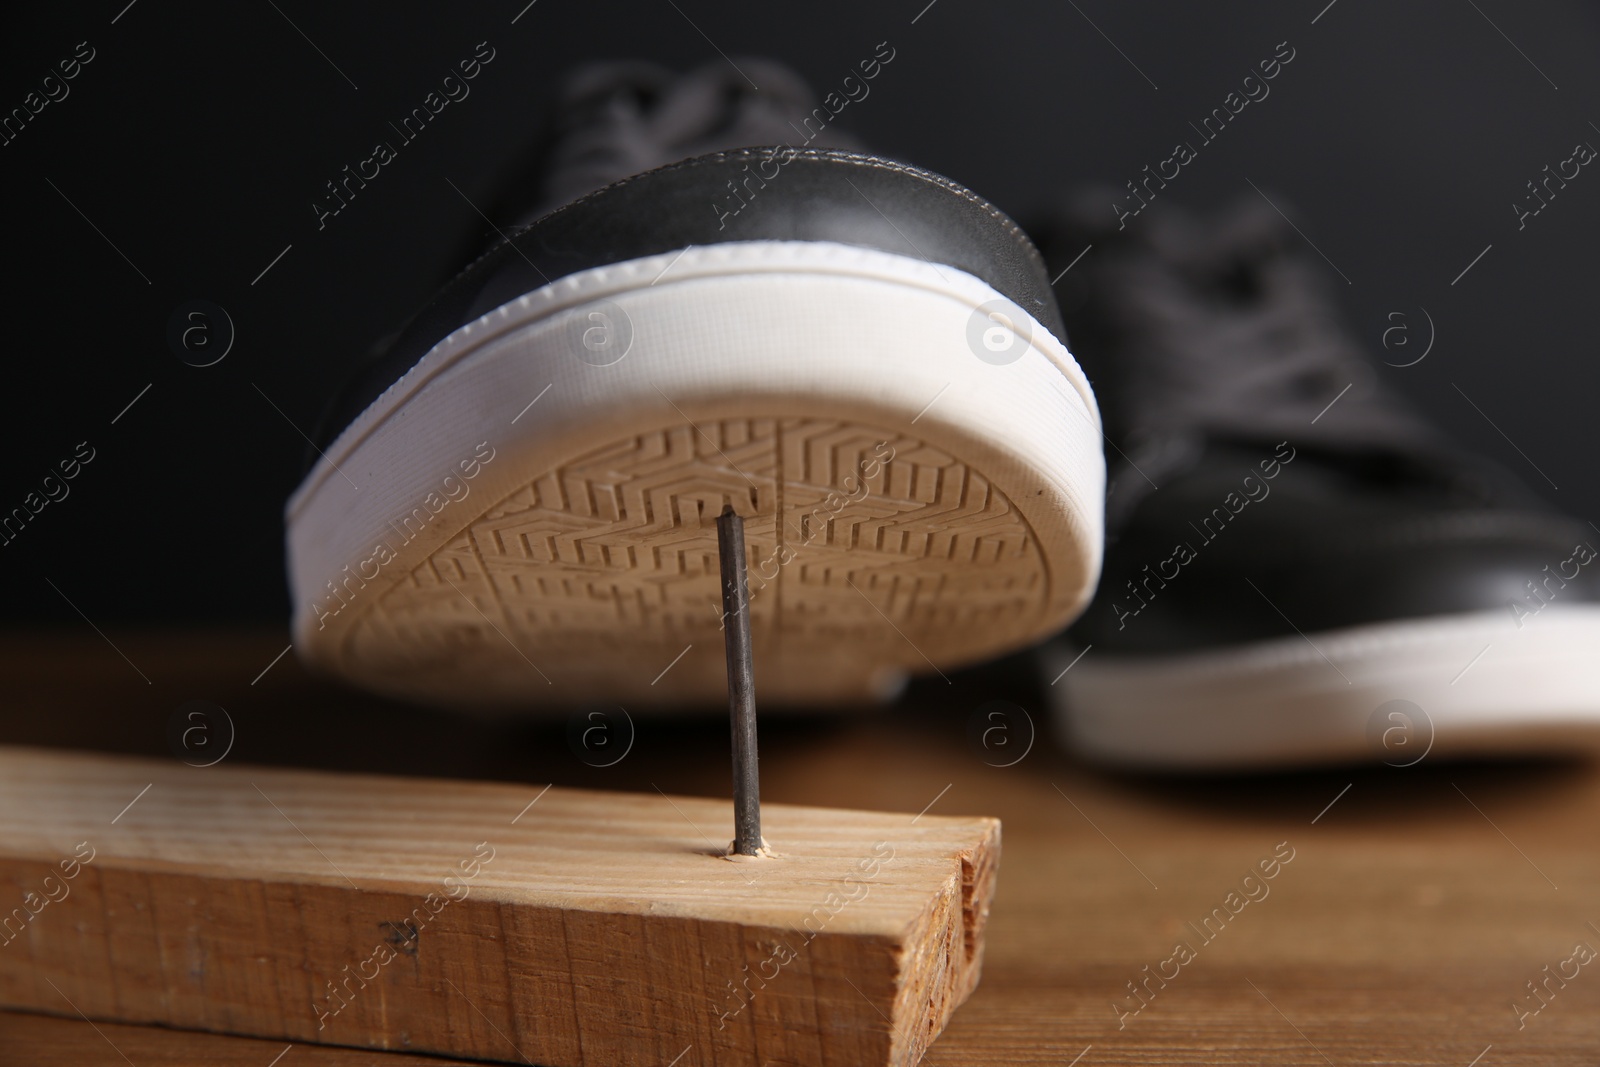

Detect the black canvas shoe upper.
xmin=506 ymin=57 xmax=862 ymax=223
xmin=312 ymin=60 xmax=1062 ymax=456
xmin=1035 ymin=194 xmax=1600 ymax=654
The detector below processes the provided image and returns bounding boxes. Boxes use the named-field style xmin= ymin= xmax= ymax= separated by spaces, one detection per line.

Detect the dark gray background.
xmin=4 ymin=0 xmax=1596 ymax=624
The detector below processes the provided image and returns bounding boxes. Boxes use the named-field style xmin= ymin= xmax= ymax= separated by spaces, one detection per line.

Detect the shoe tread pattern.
xmin=337 ymin=418 xmax=1048 ymax=706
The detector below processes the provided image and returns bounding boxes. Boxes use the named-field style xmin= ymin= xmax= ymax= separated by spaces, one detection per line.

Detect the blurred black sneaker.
xmin=285 ymin=60 xmax=1104 ymax=712
xmin=1034 ymin=193 xmax=1600 ymax=769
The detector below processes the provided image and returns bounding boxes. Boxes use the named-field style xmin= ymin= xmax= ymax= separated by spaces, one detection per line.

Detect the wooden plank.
xmin=0 ymin=1010 xmax=481 ymax=1067
xmin=0 ymin=745 xmax=999 ymax=1067
xmin=5 ymin=630 xmax=1600 ymax=1065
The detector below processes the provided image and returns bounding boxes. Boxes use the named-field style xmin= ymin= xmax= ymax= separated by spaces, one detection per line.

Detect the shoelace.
xmin=1071 ymin=198 xmax=1430 ymax=449
xmin=531 ymin=59 xmax=860 ymax=218
xmin=1048 ymin=195 xmax=1511 ymax=524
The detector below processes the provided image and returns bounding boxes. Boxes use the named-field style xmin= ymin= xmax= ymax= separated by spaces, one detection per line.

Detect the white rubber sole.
xmin=288 ymin=241 xmax=1104 ymax=711
xmin=1051 ymin=605 xmax=1600 ymax=769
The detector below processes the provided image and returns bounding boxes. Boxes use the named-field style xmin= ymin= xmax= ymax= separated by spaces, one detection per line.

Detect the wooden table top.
xmin=3 ymin=629 xmax=1597 ymax=1065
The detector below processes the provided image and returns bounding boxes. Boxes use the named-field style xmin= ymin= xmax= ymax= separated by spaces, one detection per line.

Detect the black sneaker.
xmin=285 ymin=60 xmax=1105 ymax=712
xmin=1034 ymin=193 xmax=1600 ymax=769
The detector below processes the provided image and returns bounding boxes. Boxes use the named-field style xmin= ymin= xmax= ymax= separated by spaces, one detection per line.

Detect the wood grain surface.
xmin=0 ymin=746 xmax=996 ymax=1066
xmin=1 ymin=628 xmax=1598 ymax=1065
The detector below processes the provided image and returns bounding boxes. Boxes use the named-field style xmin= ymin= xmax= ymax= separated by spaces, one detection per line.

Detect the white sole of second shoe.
xmin=288 ymin=241 xmax=1104 ymax=711
xmin=1051 ymin=605 xmax=1600 ymax=768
